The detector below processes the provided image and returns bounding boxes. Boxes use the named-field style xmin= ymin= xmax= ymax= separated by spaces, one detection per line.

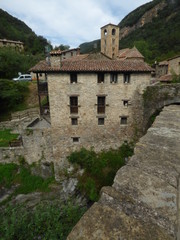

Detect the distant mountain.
xmin=0 ymin=9 xmax=51 ymax=54
xmin=80 ymin=0 xmax=180 ymax=63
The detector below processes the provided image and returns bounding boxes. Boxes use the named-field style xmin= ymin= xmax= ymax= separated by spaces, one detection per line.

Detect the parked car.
xmin=13 ymin=74 xmax=32 ymax=81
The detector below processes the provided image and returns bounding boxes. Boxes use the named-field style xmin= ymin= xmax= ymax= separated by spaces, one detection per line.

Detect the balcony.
xmin=97 ymin=105 xmax=105 ymax=114
xmin=38 ymin=82 xmax=48 ymax=95
xmin=70 ymin=106 xmax=78 ymax=114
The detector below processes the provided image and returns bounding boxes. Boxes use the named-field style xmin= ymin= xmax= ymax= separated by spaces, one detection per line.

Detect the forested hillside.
xmin=119 ymin=0 xmax=180 ymax=63
xmin=0 ymin=9 xmax=51 ymax=54
xmin=80 ymin=0 xmax=180 ymax=63
xmin=0 ymin=9 xmax=52 ymax=79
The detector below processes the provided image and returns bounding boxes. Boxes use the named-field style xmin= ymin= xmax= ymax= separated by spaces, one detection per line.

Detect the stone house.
xmin=155 ymin=55 xmax=180 ymax=82
xmin=30 ymin=24 xmax=152 ymax=167
xmin=0 ymin=38 xmax=24 ymax=51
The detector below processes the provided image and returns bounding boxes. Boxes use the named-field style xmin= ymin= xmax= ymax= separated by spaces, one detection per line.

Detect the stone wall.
xmin=0 ymin=120 xmax=53 ymax=166
xmin=142 ymin=83 xmax=180 ymax=132
xmin=48 ymin=72 xmax=151 ymax=169
xmin=168 ymin=56 xmax=180 ymax=75
xmin=0 ymin=147 xmax=24 ymax=164
xmin=67 ymin=104 xmax=180 ymax=240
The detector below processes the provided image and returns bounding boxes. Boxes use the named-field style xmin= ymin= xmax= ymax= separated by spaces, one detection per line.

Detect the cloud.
xmin=0 ymin=0 xmax=151 ymax=47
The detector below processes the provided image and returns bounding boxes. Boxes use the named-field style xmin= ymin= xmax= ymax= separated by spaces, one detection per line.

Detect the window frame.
xmin=110 ymin=73 xmax=118 ymax=83
xmin=123 ymin=73 xmax=131 ymax=84
xmin=97 ymin=73 xmax=104 ymax=84
xmin=98 ymin=117 xmax=105 ymax=125
xmin=70 ymin=96 xmax=78 ymax=114
xmin=72 ymin=137 xmax=80 ymax=143
xmin=97 ymin=96 xmax=106 ymax=114
xmin=70 ymin=73 xmax=77 ymax=84
xmin=123 ymin=100 xmax=129 ymax=106
xmin=71 ymin=117 xmax=78 ymax=125
xmin=120 ymin=116 xmax=128 ymax=125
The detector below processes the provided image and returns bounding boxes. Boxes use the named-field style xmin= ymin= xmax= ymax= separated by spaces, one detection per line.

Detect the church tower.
xmin=101 ymin=23 xmax=120 ymax=59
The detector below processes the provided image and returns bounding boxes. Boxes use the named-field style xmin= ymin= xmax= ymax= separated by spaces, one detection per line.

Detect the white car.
xmin=13 ymin=74 xmax=32 ymax=81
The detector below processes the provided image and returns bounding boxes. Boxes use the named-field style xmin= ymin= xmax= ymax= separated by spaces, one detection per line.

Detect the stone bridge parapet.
xmin=68 ymin=105 xmax=180 ymax=240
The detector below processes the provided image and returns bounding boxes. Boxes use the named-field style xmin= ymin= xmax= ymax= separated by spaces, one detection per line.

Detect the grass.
xmin=0 ymin=163 xmax=18 ymax=188
xmin=0 ymin=163 xmax=54 ymax=194
xmin=0 ymin=129 xmax=19 ymax=147
xmin=68 ymin=142 xmax=134 ymax=201
xmin=0 ymin=162 xmax=86 ymax=240
xmin=0 ymin=200 xmax=86 ymax=240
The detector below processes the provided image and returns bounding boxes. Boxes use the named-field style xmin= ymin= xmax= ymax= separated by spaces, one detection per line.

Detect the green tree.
xmin=0 ymin=47 xmax=44 ymax=79
xmin=54 ymin=44 xmax=70 ymax=51
xmin=0 ymin=79 xmax=29 ymax=114
xmin=134 ymin=40 xmax=152 ymax=62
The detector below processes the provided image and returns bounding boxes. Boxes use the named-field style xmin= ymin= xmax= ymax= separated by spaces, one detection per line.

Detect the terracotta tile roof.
xmin=159 ymin=60 xmax=168 ymax=66
xmin=118 ymin=47 xmax=144 ymax=60
xmin=50 ymin=47 xmax=80 ymax=55
xmin=126 ymin=47 xmax=144 ymax=59
xmin=64 ymin=54 xmax=89 ymax=61
xmin=158 ymin=74 xmax=172 ymax=82
xmin=30 ymin=59 xmax=152 ymax=73
xmin=118 ymin=48 xmax=130 ymax=58
xmin=101 ymin=23 xmax=119 ymax=29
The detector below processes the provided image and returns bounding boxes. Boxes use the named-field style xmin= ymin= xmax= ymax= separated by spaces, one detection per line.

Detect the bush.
xmin=0 ymin=163 xmax=18 ymax=188
xmin=68 ymin=142 xmax=134 ymax=202
xmin=0 ymin=79 xmax=29 ymax=116
xmin=0 ymin=201 xmax=86 ymax=240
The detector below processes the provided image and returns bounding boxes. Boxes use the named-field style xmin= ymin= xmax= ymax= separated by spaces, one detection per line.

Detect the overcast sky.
xmin=0 ymin=0 xmax=151 ymax=48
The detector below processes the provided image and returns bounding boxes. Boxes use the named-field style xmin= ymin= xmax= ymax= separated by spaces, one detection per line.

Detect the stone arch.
xmin=142 ymin=84 xmax=180 ymax=132
xmin=112 ymin=28 xmax=116 ymax=35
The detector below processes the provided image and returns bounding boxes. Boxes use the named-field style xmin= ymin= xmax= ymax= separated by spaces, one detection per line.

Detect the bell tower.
xmin=101 ymin=23 xmax=119 ymax=59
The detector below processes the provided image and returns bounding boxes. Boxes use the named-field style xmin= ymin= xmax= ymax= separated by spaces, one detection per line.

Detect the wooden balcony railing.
xmin=38 ymin=82 xmax=48 ymax=94
xmin=97 ymin=105 xmax=105 ymax=114
xmin=70 ymin=106 xmax=78 ymax=114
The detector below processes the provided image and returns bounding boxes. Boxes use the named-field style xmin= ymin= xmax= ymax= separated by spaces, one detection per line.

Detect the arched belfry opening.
xmin=101 ymin=23 xmax=119 ymax=59
xmin=112 ymin=28 xmax=116 ymax=35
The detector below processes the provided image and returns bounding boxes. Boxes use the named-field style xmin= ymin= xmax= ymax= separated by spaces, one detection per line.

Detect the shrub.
xmin=0 ymin=163 xmax=18 ymax=188
xmin=68 ymin=142 xmax=134 ymax=202
xmin=0 ymin=201 xmax=86 ymax=240
xmin=0 ymin=79 xmax=29 ymax=115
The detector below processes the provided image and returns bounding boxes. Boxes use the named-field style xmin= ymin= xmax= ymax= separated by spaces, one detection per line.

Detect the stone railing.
xmin=67 ymin=105 xmax=180 ymax=240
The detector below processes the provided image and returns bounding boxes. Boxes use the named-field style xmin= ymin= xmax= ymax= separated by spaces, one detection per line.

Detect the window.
xmin=124 ymin=74 xmax=130 ymax=84
xmin=70 ymin=96 xmax=78 ymax=114
xmin=123 ymin=100 xmax=129 ymax=106
xmin=110 ymin=73 xmax=118 ymax=83
xmin=72 ymin=137 xmax=79 ymax=143
xmin=70 ymin=73 xmax=77 ymax=84
xmin=112 ymin=29 xmax=116 ymax=35
xmin=120 ymin=117 xmax=128 ymax=125
xmin=71 ymin=118 xmax=78 ymax=125
xmin=71 ymin=52 xmax=73 ymax=56
xmin=97 ymin=96 xmax=105 ymax=114
xmin=98 ymin=118 xmax=104 ymax=125
xmin=104 ymin=29 xmax=107 ymax=36
xmin=97 ymin=73 xmax=104 ymax=83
